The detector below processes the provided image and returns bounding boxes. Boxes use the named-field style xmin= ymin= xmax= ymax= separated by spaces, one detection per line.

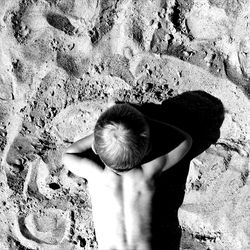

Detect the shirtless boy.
xmin=62 ymin=104 xmax=192 ymax=250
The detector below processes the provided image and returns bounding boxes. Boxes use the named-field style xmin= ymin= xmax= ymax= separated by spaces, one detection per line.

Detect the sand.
xmin=0 ymin=0 xmax=250 ymax=249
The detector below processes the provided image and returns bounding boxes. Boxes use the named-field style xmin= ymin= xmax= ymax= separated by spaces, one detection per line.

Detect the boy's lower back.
xmin=87 ymin=166 xmax=155 ymax=250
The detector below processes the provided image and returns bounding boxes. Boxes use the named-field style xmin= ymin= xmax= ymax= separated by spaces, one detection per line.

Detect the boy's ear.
xmin=92 ymin=143 xmax=97 ymax=154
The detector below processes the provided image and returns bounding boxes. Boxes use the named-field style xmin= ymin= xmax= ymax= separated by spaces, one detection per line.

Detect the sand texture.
xmin=0 ymin=0 xmax=250 ymax=249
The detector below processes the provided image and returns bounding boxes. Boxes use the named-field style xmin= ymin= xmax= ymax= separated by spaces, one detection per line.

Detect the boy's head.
xmin=93 ymin=104 xmax=150 ymax=172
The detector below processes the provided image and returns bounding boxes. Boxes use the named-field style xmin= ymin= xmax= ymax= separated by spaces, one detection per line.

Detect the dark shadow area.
xmin=129 ymin=90 xmax=225 ymax=249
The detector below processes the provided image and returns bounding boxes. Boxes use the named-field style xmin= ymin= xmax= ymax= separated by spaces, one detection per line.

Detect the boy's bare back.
xmin=62 ymin=105 xmax=192 ymax=250
xmin=87 ymin=163 xmax=159 ymax=250
xmin=63 ymin=146 xmax=165 ymax=250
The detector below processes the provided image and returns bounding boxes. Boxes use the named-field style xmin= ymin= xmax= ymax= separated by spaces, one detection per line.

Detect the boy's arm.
xmin=142 ymin=119 xmax=192 ymax=176
xmin=64 ymin=133 xmax=94 ymax=154
xmin=162 ymin=130 xmax=192 ymax=172
xmin=62 ymin=153 xmax=101 ymax=180
xmin=153 ymin=120 xmax=192 ymax=171
xmin=62 ymin=134 xmax=102 ymax=180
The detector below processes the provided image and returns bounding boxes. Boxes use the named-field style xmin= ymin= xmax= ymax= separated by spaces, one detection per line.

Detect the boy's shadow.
xmin=129 ymin=90 xmax=225 ymax=249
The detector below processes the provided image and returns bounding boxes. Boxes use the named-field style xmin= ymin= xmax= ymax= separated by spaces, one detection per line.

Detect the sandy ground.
xmin=0 ymin=0 xmax=250 ymax=249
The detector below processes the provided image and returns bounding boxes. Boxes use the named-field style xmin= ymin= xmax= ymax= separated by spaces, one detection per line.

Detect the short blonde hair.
xmin=94 ymin=104 xmax=150 ymax=171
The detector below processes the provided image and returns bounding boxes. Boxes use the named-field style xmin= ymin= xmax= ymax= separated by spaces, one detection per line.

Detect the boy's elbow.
xmin=62 ymin=153 xmax=72 ymax=171
xmin=181 ymin=135 xmax=192 ymax=159
xmin=64 ymin=146 xmax=77 ymax=154
xmin=62 ymin=153 xmax=82 ymax=178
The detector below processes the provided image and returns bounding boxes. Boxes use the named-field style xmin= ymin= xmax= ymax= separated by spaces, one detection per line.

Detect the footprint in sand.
xmin=18 ymin=208 xmax=71 ymax=245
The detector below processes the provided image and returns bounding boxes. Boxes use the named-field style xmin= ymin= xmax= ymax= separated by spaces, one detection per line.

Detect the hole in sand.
xmin=49 ymin=182 xmax=60 ymax=190
xmin=77 ymin=235 xmax=86 ymax=248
